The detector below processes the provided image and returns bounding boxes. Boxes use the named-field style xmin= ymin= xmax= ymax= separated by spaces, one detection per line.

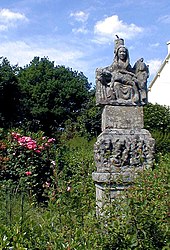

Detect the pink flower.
xmin=26 ymin=141 xmax=37 ymax=150
xmin=25 ymin=171 xmax=32 ymax=176
xmin=47 ymin=138 xmax=55 ymax=143
xmin=18 ymin=136 xmax=27 ymax=143
xmin=23 ymin=136 xmax=32 ymax=142
xmin=35 ymin=149 xmax=41 ymax=153
xmin=44 ymin=182 xmax=50 ymax=188
xmin=11 ymin=132 xmax=21 ymax=139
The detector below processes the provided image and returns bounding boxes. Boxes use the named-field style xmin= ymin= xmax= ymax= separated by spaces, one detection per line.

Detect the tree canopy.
xmin=0 ymin=57 xmax=20 ymax=128
xmin=0 ymin=56 xmax=93 ymax=135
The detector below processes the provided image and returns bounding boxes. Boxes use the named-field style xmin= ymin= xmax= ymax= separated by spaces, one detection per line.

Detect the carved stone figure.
xmin=93 ymin=37 xmax=154 ymax=215
xmin=94 ymin=129 xmax=155 ymax=172
xmin=133 ymin=58 xmax=149 ymax=105
xmin=96 ymin=38 xmax=149 ymax=106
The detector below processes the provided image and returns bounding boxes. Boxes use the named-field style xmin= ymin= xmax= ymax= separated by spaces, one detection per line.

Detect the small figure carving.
xmin=133 ymin=58 xmax=149 ymax=105
xmin=96 ymin=37 xmax=149 ymax=106
xmin=94 ymin=135 xmax=154 ymax=171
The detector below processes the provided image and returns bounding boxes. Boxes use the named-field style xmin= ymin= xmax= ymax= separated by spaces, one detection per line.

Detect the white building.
xmin=148 ymin=41 xmax=170 ymax=107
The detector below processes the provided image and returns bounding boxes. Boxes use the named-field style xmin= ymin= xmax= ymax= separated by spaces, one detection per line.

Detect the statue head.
xmin=117 ymin=46 xmax=128 ymax=61
xmin=114 ymin=45 xmax=130 ymax=66
xmin=113 ymin=37 xmax=130 ymax=64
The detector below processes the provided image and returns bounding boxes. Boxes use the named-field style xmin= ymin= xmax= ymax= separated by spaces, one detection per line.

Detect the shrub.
xmin=144 ymin=103 xmax=170 ymax=155
xmin=0 ymin=129 xmax=56 ymax=202
xmin=0 ymin=137 xmax=169 ymax=249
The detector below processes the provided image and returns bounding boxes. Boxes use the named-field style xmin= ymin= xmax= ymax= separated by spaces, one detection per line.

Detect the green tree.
xmin=76 ymin=88 xmax=102 ymax=138
xmin=144 ymin=103 xmax=170 ymax=154
xmin=18 ymin=57 xmax=91 ymax=135
xmin=0 ymin=57 xmax=20 ymax=128
xmin=144 ymin=103 xmax=170 ymax=133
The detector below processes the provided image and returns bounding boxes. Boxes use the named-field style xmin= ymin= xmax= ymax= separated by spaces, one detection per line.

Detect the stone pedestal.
xmin=93 ymin=37 xmax=153 ymax=215
xmin=102 ymin=106 xmax=144 ymax=130
xmin=92 ymin=106 xmax=155 ymax=215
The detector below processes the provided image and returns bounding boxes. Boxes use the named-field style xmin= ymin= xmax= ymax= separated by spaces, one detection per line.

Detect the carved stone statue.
xmin=96 ymin=38 xmax=149 ymax=106
xmin=93 ymin=37 xmax=154 ymax=215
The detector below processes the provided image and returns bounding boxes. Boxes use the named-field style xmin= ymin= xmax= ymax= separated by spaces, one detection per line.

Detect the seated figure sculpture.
xmin=96 ymin=37 xmax=149 ymax=106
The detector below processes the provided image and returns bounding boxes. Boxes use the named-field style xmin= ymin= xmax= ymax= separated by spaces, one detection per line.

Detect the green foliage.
xmin=59 ymin=89 xmax=102 ymax=140
xmin=76 ymin=88 xmax=102 ymax=138
xmin=18 ymin=57 xmax=91 ymax=134
xmin=0 ymin=136 xmax=169 ymax=249
xmin=144 ymin=103 xmax=170 ymax=133
xmin=144 ymin=103 xmax=170 ymax=154
xmin=101 ymin=154 xmax=170 ymax=249
xmin=0 ymin=57 xmax=20 ymax=128
xmin=0 ymin=56 xmax=94 ymax=136
xmin=151 ymin=130 xmax=170 ymax=155
xmin=0 ymin=129 xmax=56 ymax=202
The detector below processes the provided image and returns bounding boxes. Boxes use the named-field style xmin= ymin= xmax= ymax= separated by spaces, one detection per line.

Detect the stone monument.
xmin=92 ymin=37 xmax=155 ymax=215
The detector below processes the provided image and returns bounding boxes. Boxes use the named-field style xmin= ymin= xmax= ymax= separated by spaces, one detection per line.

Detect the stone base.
xmin=94 ymin=183 xmax=131 ymax=216
xmin=93 ymin=105 xmax=155 ymax=215
xmin=92 ymin=166 xmax=144 ymax=215
xmin=102 ymin=105 xmax=144 ymax=131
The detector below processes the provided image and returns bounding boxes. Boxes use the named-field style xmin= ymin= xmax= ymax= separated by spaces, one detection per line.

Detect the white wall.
xmin=148 ymin=55 xmax=170 ymax=107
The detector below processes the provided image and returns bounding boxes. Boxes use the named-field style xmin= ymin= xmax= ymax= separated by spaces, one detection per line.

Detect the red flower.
xmin=35 ymin=149 xmax=41 ymax=153
xmin=11 ymin=132 xmax=21 ymax=139
xmin=25 ymin=171 xmax=32 ymax=176
xmin=26 ymin=141 xmax=37 ymax=150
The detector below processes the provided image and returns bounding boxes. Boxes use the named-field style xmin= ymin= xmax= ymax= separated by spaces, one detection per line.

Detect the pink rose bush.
xmin=1 ymin=131 xmax=56 ymax=202
xmin=11 ymin=132 xmax=55 ymax=152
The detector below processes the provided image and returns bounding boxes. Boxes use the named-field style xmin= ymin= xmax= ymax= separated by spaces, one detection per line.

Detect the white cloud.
xmin=0 ymin=24 xmax=7 ymax=31
xmin=70 ymin=10 xmax=89 ymax=34
xmin=0 ymin=38 xmax=96 ymax=83
xmin=70 ymin=11 xmax=89 ymax=23
xmin=0 ymin=8 xmax=28 ymax=30
xmin=0 ymin=40 xmax=83 ymax=66
xmin=147 ymin=59 xmax=162 ymax=76
xmin=158 ymin=15 xmax=170 ymax=24
xmin=72 ymin=27 xmax=88 ymax=34
xmin=94 ymin=15 xmax=143 ymax=44
xmin=149 ymin=42 xmax=160 ymax=48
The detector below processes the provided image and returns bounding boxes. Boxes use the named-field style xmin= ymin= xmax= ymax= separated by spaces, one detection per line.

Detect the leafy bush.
xmin=144 ymin=103 xmax=170 ymax=133
xmin=144 ymin=103 xmax=170 ymax=154
xmin=0 ymin=136 xmax=169 ymax=249
xmin=100 ymin=154 xmax=170 ymax=249
xmin=151 ymin=130 xmax=170 ymax=155
xmin=0 ymin=129 xmax=56 ymax=202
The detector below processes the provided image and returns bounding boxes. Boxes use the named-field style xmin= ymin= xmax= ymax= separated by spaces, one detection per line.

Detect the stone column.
xmin=92 ymin=106 xmax=155 ymax=215
xmin=93 ymin=37 xmax=155 ymax=215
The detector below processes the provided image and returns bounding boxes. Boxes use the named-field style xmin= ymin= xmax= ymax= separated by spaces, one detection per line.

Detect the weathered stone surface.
xmin=94 ymin=128 xmax=154 ymax=172
xmin=96 ymin=38 xmax=149 ymax=107
xmin=92 ymin=170 xmax=142 ymax=183
xmin=94 ymin=183 xmax=131 ymax=216
xmin=93 ymin=37 xmax=154 ymax=215
xmin=102 ymin=105 xmax=144 ymax=130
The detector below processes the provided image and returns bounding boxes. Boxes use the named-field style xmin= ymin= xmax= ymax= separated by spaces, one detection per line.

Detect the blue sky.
xmin=0 ymin=0 xmax=169 ymax=86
